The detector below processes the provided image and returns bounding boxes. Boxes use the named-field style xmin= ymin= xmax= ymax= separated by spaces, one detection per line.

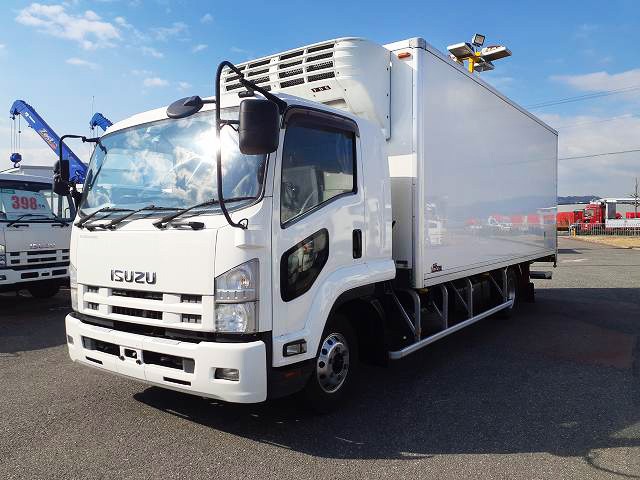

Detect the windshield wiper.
xmin=153 ymin=196 xmax=256 ymax=229
xmin=75 ymin=207 xmax=131 ymax=229
xmin=50 ymin=214 xmax=70 ymax=227
xmin=105 ymin=205 xmax=182 ymax=229
xmin=6 ymin=214 xmax=50 ymax=227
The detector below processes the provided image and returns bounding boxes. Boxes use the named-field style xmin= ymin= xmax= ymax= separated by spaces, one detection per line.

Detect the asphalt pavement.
xmin=1 ymin=236 xmax=638 ymax=479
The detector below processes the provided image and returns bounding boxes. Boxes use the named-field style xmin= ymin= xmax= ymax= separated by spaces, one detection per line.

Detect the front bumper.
xmin=65 ymin=314 xmax=267 ymax=403
xmin=0 ymin=266 xmax=68 ymax=291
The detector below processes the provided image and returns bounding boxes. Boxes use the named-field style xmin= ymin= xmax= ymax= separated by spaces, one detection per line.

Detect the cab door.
xmin=271 ymin=109 xmax=364 ymax=358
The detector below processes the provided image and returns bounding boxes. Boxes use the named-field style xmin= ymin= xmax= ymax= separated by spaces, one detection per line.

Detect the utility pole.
xmin=630 ymin=177 xmax=639 ymax=216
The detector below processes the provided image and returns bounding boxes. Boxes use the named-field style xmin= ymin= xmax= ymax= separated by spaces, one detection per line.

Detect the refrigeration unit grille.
xmin=223 ymin=41 xmax=336 ymax=93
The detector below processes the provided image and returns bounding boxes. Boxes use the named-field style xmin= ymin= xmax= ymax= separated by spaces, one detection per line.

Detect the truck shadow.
xmin=135 ymin=287 xmax=640 ymax=473
xmin=0 ymin=290 xmax=70 ymax=354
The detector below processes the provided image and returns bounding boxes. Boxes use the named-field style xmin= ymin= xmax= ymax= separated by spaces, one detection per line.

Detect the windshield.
xmin=79 ymin=108 xmax=267 ymax=216
xmin=0 ymin=180 xmax=73 ymax=222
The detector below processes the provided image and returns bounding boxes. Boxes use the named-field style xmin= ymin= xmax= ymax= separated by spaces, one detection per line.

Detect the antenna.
xmin=447 ymin=34 xmax=511 ymax=74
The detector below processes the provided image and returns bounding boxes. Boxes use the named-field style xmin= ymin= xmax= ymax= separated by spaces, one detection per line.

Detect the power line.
xmin=526 ymin=84 xmax=640 ymax=110
xmin=555 ymin=113 xmax=637 ymax=129
xmin=559 ymin=148 xmax=640 ymax=161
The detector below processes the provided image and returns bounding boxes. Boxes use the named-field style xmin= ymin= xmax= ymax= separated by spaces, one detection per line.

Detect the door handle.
xmin=352 ymin=229 xmax=362 ymax=259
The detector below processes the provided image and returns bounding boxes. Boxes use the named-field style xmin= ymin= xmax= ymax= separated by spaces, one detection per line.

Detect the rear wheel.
xmin=28 ymin=281 xmax=60 ymax=299
xmin=303 ymin=314 xmax=358 ymax=413
xmin=497 ymin=268 xmax=519 ymax=318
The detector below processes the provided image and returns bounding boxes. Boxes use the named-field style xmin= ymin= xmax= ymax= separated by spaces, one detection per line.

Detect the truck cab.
xmin=64 ymin=89 xmax=392 ymax=407
xmin=0 ymin=172 xmax=74 ymax=297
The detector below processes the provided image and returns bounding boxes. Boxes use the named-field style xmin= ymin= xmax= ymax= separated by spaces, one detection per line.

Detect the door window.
xmin=280 ymin=118 xmax=356 ymax=224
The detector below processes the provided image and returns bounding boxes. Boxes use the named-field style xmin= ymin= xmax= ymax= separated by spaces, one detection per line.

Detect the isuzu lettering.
xmin=63 ymin=37 xmax=557 ymax=411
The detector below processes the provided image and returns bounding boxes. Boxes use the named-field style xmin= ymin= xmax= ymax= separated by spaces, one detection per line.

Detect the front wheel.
xmin=28 ymin=281 xmax=60 ymax=299
xmin=302 ymin=315 xmax=358 ymax=413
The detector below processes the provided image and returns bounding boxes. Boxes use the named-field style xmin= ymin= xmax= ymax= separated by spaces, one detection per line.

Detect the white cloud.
xmin=574 ymin=23 xmax=599 ymax=40
xmin=230 ymin=46 xmax=249 ymax=54
xmin=131 ymin=69 xmax=152 ymax=76
xmin=540 ymin=112 xmax=640 ymax=196
xmin=484 ymin=76 xmax=514 ymax=89
xmin=141 ymin=46 xmax=163 ymax=58
xmin=16 ymin=3 xmax=120 ymax=50
xmin=551 ymin=68 xmax=640 ymax=92
xmin=0 ymin=44 xmax=5 ymax=49
xmin=200 ymin=13 xmax=213 ymax=24
xmin=143 ymin=77 xmax=169 ymax=87
xmin=192 ymin=44 xmax=207 ymax=53
xmin=114 ymin=16 xmax=130 ymax=27
xmin=178 ymin=81 xmax=192 ymax=91
xmin=151 ymin=21 xmax=188 ymax=41
xmin=66 ymin=57 xmax=99 ymax=69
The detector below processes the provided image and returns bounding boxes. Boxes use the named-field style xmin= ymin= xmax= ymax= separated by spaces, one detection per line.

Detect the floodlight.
xmin=473 ymin=58 xmax=495 ymax=72
xmin=480 ymin=45 xmax=512 ymax=62
xmin=472 ymin=34 xmax=485 ymax=47
xmin=447 ymin=42 xmax=475 ymax=60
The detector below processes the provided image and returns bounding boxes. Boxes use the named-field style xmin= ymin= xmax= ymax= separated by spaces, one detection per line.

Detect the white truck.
xmin=0 ymin=170 xmax=74 ymax=297
xmin=62 ymin=37 xmax=557 ymax=411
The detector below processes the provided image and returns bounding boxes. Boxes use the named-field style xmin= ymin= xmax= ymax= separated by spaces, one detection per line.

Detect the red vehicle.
xmin=557 ymin=210 xmax=584 ymax=231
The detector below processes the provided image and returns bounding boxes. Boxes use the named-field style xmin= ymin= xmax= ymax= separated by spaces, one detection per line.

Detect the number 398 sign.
xmin=1 ymin=189 xmax=50 ymax=215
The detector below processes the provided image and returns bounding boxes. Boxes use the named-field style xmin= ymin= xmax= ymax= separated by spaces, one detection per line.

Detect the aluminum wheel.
xmin=316 ymin=332 xmax=350 ymax=394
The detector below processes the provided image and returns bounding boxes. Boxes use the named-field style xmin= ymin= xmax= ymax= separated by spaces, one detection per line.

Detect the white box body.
xmin=384 ymin=39 xmax=557 ymax=287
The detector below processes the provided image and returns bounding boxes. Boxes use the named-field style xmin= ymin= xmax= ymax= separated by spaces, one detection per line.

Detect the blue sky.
xmin=0 ymin=0 xmax=638 ymax=195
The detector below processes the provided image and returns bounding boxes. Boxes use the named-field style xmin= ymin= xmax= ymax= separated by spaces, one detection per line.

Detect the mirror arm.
xmin=215 ymin=61 xmax=250 ymax=230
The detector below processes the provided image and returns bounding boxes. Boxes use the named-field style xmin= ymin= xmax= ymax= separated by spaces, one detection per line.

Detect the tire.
xmin=28 ymin=282 xmax=60 ymax=299
xmin=497 ymin=267 xmax=519 ymax=319
xmin=302 ymin=314 xmax=358 ymax=414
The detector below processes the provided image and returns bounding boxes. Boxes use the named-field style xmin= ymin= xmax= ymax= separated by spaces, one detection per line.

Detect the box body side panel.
xmin=413 ymin=49 xmax=557 ymax=286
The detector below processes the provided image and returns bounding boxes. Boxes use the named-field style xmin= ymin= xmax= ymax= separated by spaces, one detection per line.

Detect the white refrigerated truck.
xmin=0 ymin=170 xmax=73 ymax=297
xmin=63 ymin=37 xmax=557 ymax=411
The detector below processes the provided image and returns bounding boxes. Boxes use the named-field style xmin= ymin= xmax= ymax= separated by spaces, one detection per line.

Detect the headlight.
xmin=69 ymin=263 xmax=78 ymax=311
xmin=215 ymin=303 xmax=256 ymax=333
xmin=214 ymin=259 xmax=258 ymax=333
xmin=215 ymin=258 xmax=258 ymax=302
xmin=0 ymin=244 xmax=5 ymax=268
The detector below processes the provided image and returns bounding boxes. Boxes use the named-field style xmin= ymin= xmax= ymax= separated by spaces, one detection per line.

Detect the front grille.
xmin=112 ymin=306 xmax=163 ymax=320
xmin=112 ymin=289 xmax=163 ymax=301
xmin=181 ymin=314 xmax=202 ymax=324
xmin=181 ymin=294 xmax=202 ymax=304
xmin=6 ymin=249 xmax=70 ymax=269
xmin=79 ymin=286 xmax=210 ymax=331
xmin=74 ymin=312 xmax=263 ymax=344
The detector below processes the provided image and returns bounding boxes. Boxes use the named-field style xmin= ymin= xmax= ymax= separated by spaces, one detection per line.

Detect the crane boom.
xmin=9 ymin=99 xmax=87 ymax=183
xmin=89 ymin=112 xmax=113 ymax=132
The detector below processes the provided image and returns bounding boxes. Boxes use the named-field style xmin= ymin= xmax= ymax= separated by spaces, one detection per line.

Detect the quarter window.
xmin=280 ymin=118 xmax=356 ymax=224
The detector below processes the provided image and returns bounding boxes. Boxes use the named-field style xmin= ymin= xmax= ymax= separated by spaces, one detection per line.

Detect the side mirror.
xmin=238 ymin=99 xmax=280 ymax=155
xmin=53 ymin=159 xmax=70 ymax=196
